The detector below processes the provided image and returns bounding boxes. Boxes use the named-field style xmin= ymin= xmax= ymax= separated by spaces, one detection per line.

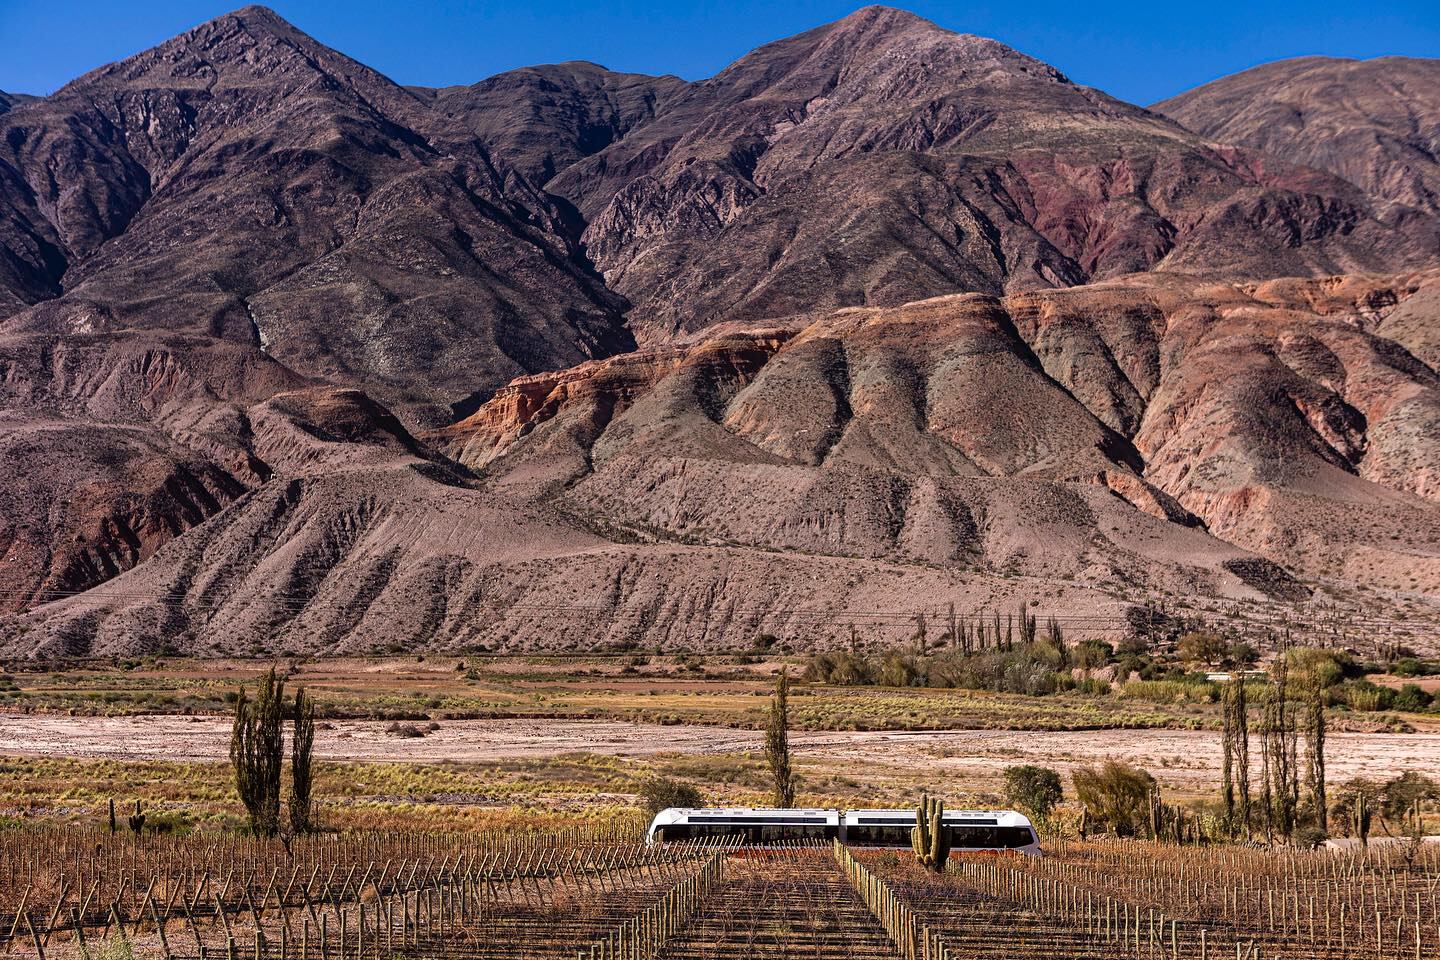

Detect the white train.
xmin=646 ymin=806 xmax=1040 ymax=855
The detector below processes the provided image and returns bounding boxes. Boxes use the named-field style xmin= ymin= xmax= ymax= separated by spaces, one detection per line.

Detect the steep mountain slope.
xmin=1155 ymin=56 xmax=1440 ymax=217
xmin=540 ymin=6 xmax=1438 ymax=340
xmin=434 ymin=271 xmax=1440 ymax=597
xmin=421 ymin=62 xmax=689 ymax=188
xmin=12 ymin=270 xmax=1438 ymax=657
xmin=0 ymin=5 xmax=630 ymax=425
xmin=1 ymin=6 xmax=1439 ymax=655
xmin=2 ymin=7 xmax=1437 ymax=408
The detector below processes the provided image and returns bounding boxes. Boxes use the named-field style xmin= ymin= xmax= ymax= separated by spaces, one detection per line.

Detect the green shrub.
xmin=1287 ymin=648 xmax=1354 ymax=688
xmin=638 ymin=776 xmax=703 ymax=818
xmin=803 ymin=652 xmax=874 ymax=685
xmin=1118 ymin=679 xmax=1219 ymax=704
xmin=1392 ymin=684 xmax=1433 ymax=713
xmin=1392 ymin=658 xmax=1439 ymax=678
xmin=1072 ymin=640 xmax=1114 ymax=671
xmin=1339 ymin=680 xmax=1394 ymax=712
xmin=1073 ymin=760 xmax=1155 ymax=837
xmin=1004 ymin=765 xmax=1063 ymax=820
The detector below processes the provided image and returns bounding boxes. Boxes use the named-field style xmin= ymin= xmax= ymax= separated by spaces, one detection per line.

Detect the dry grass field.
xmin=0 ymin=655 xmax=1213 ymax=729
xmin=0 ymin=656 xmax=1437 ymax=834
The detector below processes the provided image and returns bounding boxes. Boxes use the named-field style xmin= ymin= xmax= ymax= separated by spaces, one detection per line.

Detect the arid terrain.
xmin=2 ymin=9 xmax=1439 ymax=960
xmin=3 ymin=713 xmax=1435 ymax=793
xmin=0 ymin=655 xmax=1435 ymax=828
xmin=0 ymin=6 xmax=1437 ymax=658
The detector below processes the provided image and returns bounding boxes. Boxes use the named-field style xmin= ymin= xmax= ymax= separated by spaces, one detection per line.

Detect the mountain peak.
xmin=49 ymin=1 xmax=411 ymax=103
xmin=187 ymin=4 xmax=304 ymax=40
xmin=223 ymin=4 xmax=287 ymax=22
xmin=829 ymin=5 xmax=941 ymax=34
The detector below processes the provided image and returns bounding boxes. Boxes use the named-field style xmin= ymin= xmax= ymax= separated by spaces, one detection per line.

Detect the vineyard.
xmin=0 ymin=829 xmax=1437 ymax=960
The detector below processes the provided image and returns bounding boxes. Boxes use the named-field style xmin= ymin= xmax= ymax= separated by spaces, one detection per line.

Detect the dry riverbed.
xmin=1 ymin=713 xmax=1435 ymax=795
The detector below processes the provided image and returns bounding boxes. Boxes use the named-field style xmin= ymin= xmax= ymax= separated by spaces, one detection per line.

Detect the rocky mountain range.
xmin=0 ymin=5 xmax=1437 ymax=656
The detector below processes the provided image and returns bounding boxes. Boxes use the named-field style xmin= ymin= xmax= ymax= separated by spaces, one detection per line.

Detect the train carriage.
xmin=646 ymin=807 xmax=840 ymax=843
xmin=841 ymin=808 xmax=1041 ymax=855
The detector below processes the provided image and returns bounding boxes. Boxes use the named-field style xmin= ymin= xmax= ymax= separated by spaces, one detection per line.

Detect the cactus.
xmin=127 ymin=799 xmax=146 ymax=834
xmin=108 ymin=798 xmax=117 ymax=834
xmin=1352 ymin=793 xmax=1371 ymax=847
xmin=1077 ymin=806 xmax=1089 ymax=841
xmin=911 ymin=794 xmax=951 ymax=872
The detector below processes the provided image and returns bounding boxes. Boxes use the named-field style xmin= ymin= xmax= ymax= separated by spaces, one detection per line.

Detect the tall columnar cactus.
xmin=1352 ymin=793 xmax=1371 ymax=847
xmin=912 ymin=794 xmax=951 ymax=872
xmin=108 ymin=798 xmax=117 ymax=834
xmin=127 ymin=799 xmax=146 ymax=834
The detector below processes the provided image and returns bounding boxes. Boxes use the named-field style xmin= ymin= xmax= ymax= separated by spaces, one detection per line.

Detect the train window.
xmin=844 ymin=823 xmax=913 ymax=846
xmin=950 ymin=826 xmax=1034 ymax=848
xmin=655 ymin=822 xmax=836 ymax=842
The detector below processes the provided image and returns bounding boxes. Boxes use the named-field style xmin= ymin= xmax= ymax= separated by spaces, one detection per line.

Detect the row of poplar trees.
xmin=1219 ymin=652 xmax=1327 ymax=843
xmin=913 ymin=603 xmax=1041 ymax=654
xmin=231 ymin=668 xmax=317 ymax=837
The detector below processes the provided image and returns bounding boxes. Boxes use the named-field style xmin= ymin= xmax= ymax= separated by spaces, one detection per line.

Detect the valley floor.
xmin=2 ymin=713 xmax=1437 ymax=791
xmin=1 ymin=656 xmax=1434 ymax=830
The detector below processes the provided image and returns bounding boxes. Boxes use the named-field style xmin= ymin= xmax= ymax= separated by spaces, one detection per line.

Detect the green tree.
xmin=288 ymin=685 xmax=316 ymax=834
xmin=1229 ymin=642 xmax=1260 ymax=666
xmin=1072 ymin=760 xmax=1155 ymax=837
xmin=1073 ymin=639 xmax=1113 ymax=671
xmin=1329 ymin=778 xmax=1383 ymax=837
xmin=1177 ymin=631 xmax=1229 ymax=667
xmin=639 ymin=776 xmax=703 ymax=818
xmin=230 ymin=668 xmax=285 ymax=837
xmin=1382 ymin=772 xmax=1438 ymax=820
xmin=1004 ymin=765 xmax=1063 ymax=821
xmin=765 ymin=667 xmax=796 ymax=808
xmin=1303 ymin=682 xmax=1327 ymax=835
xmin=1392 ymin=684 xmax=1433 ymax=712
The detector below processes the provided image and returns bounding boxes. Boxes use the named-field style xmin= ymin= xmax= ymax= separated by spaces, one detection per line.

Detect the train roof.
xmin=842 ymin=808 xmax=1035 ymax=827
xmin=648 ymin=807 xmax=840 ymax=826
xmin=648 ymin=807 xmax=1033 ymax=827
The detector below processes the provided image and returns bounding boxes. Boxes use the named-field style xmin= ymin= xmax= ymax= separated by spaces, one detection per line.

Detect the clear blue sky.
xmin=1 ymin=1 xmax=1436 ymax=104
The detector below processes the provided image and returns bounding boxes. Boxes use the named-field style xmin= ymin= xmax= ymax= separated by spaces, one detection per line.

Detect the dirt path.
xmin=2 ymin=713 xmax=1436 ymax=792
